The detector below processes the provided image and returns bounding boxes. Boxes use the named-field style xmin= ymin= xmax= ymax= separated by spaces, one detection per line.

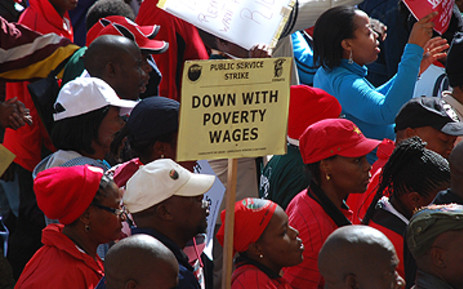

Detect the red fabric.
xmin=216 ymin=198 xmax=277 ymax=254
xmin=347 ymin=140 xmax=395 ymax=224
xmin=15 ymin=224 xmax=104 ymax=289
xmin=283 ymin=189 xmax=353 ymax=289
xmin=288 ymin=85 xmax=341 ymax=140
xmin=34 ymin=165 xmax=104 ymax=225
xmin=232 ymin=264 xmax=294 ymax=289
xmin=136 ymin=0 xmax=209 ymax=100
xmin=112 ymin=158 xmax=144 ymax=188
xmin=369 ymin=220 xmax=405 ymax=278
xmin=4 ymin=0 xmax=73 ymax=172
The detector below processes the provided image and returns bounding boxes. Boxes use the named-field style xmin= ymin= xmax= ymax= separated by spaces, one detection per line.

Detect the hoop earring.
xmin=348 ymin=50 xmax=354 ymax=65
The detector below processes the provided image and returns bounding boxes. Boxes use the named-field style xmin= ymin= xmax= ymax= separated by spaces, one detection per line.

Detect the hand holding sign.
xmin=402 ymin=0 xmax=454 ymax=35
xmin=408 ymin=11 xmax=437 ymax=48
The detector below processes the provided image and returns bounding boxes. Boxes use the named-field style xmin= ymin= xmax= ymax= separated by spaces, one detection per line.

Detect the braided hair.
xmin=363 ymin=136 xmax=450 ymax=224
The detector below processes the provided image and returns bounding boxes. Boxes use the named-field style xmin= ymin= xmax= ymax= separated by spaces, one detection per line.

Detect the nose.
xmin=362 ymin=157 xmax=371 ymax=172
xmin=142 ymin=56 xmax=153 ymax=74
xmin=289 ymin=225 xmax=299 ymax=238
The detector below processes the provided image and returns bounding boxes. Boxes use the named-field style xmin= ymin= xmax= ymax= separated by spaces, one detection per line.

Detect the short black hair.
xmin=51 ymin=106 xmax=110 ymax=155
xmin=313 ymin=5 xmax=357 ymax=70
xmin=85 ymin=0 xmax=135 ymax=31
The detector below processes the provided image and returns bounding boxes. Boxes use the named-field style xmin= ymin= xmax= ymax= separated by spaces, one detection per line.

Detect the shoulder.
xmin=232 ymin=264 xmax=278 ymax=289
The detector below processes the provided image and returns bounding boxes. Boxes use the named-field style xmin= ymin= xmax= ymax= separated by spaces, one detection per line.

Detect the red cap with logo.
xmin=299 ymin=118 xmax=381 ymax=164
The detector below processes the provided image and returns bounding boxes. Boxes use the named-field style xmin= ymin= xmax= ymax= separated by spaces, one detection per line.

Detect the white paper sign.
xmin=157 ymin=0 xmax=295 ymax=50
xmin=194 ymin=160 xmax=225 ymax=259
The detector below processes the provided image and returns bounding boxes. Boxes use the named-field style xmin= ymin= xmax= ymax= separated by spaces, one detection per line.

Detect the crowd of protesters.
xmin=3 ymin=0 xmax=463 ymax=289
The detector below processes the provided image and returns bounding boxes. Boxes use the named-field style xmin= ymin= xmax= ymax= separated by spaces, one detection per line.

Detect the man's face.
xmin=169 ymin=195 xmax=209 ymax=239
xmin=411 ymin=126 xmax=457 ymax=159
xmin=112 ymin=45 xmax=149 ymax=100
xmin=436 ymin=230 xmax=463 ymax=288
xmin=356 ymin=247 xmax=405 ymax=289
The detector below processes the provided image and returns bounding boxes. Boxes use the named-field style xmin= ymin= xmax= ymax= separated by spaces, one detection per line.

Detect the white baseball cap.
xmin=53 ymin=77 xmax=137 ymax=121
xmin=124 ymin=159 xmax=215 ymax=213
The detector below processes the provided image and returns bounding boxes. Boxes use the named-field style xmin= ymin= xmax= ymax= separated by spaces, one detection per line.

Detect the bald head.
xmin=319 ymin=226 xmax=403 ymax=289
xmin=105 ymin=234 xmax=179 ymax=289
xmin=84 ymin=35 xmax=146 ymax=100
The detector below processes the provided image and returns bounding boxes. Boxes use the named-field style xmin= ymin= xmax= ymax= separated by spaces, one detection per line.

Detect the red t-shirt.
xmin=283 ymin=189 xmax=353 ymax=289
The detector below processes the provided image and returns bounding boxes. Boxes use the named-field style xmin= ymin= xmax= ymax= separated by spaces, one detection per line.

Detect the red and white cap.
xmin=86 ymin=16 xmax=168 ymax=54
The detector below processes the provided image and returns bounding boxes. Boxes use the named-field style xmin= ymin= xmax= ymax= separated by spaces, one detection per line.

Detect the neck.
xmin=136 ymin=220 xmax=190 ymax=249
xmin=62 ymin=226 xmax=99 ymax=258
xmin=389 ymin=196 xmax=412 ymax=219
xmin=319 ymin=182 xmax=347 ymax=209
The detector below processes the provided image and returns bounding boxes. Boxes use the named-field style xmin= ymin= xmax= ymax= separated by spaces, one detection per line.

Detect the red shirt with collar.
xmin=15 ymin=224 xmax=104 ymax=289
xmin=4 ymin=0 xmax=73 ymax=172
xmin=283 ymin=189 xmax=353 ymax=289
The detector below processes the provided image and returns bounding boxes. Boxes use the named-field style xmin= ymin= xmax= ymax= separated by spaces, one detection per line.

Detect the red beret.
xmin=34 ymin=165 xmax=104 ymax=225
xmin=299 ymin=118 xmax=380 ymax=164
xmin=216 ymin=198 xmax=277 ymax=254
xmin=288 ymin=85 xmax=342 ymax=141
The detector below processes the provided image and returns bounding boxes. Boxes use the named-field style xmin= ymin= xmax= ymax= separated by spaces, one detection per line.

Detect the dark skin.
xmin=62 ymin=182 xmax=124 ymax=258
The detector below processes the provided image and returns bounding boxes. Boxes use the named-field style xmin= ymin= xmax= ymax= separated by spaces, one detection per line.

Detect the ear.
xmin=404 ymin=127 xmax=417 ymax=138
xmin=79 ymin=208 xmax=91 ymax=227
xmin=344 ymin=273 xmax=358 ymax=289
xmin=403 ymin=192 xmax=428 ymax=211
xmin=153 ymin=141 xmax=172 ymax=159
xmin=104 ymin=62 xmax=119 ymax=79
xmin=341 ymin=39 xmax=352 ymax=52
xmin=430 ymin=247 xmax=446 ymax=269
xmin=320 ymin=159 xmax=332 ymax=176
xmin=156 ymin=202 xmax=174 ymax=221
xmin=125 ymin=280 xmax=137 ymax=289
xmin=246 ymin=242 xmax=262 ymax=259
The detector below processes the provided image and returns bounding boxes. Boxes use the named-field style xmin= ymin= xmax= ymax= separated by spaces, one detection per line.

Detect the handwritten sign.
xmin=177 ymin=57 xmax=291 ymax=161
xmin=157 ymin=0 xmax=295 ymax=50
xmin=402 ymin=0 xmax=454 ymax=35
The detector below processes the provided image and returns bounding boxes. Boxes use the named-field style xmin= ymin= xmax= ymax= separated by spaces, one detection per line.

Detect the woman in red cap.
xmin=15 ymin=165 xmax=126 ymax=289
xmin=283 ymin=118 xmax=380 ymax=289
xmin=217 ymin=198 xmax=304 ymax=289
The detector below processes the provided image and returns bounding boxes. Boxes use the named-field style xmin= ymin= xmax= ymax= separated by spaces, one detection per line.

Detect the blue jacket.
xmin=313 ymin=43 xmax=423 ymax=142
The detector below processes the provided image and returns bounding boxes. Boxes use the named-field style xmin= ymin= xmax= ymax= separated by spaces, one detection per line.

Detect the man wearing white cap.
xmin=124 ymin=159 xmax=215 ymax=289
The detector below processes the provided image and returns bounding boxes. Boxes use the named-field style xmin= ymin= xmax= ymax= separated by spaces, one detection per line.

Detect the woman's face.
xmin=88 ymin=182 xmax=125 ymax=244
xmin=255 ymin=206 xmax=304 ymax=273
xmin=346 ymin=10 xmax=380 ymax=66
xmin=92 ymin=107 xmax=124 ymax=158
xmin=324 ymin=155 xmax=372 ymax=196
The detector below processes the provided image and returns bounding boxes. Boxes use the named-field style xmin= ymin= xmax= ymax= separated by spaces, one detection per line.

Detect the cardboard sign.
xmin=0 ymin=145 xmax=15 ymax=177
xmin=193 ymin=160 xmax=225 ymax=260
xmin=402 ymin=0 xmax=454 ymax=35
xmin=177 ymin=57 xmax=291 ymax=162
xmin=157 ymin=0 xmax=295 ymax=50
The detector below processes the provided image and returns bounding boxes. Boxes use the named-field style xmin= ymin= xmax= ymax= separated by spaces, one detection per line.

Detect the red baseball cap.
xmin=86 ymin=16 xmax=168 ymax=54
xmin=216 ymin=198 xmax=277 ymax=254
xmin=299 ymin=118 xmax=380 ymax=164
xmin=34 ymin=165 xmax=104 ymax=225
xmin=288 ymin=85 xmax=342 ymax=141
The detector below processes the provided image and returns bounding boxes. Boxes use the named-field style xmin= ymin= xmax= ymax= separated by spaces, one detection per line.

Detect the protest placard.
xmin=402 ymin=0 xmax=454 ymax=34
xmin=157 ymin=0 xmax=295 ymax=50
xmin=176 ymin=57 xmax=291 ymax=162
